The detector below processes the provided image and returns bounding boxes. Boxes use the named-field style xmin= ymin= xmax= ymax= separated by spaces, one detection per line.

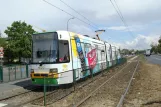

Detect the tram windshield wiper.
xmin=39 ymin=45 xmax=52 ymax=66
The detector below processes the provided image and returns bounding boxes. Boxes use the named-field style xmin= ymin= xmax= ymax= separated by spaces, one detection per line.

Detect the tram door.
xmin=100 ymin=46 xmax=106 ymax=70
xmin=71 ymin=38 xmax=80 ymax=80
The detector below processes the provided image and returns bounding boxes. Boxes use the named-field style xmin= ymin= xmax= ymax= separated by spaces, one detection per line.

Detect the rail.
xmin=0 ymin=58 xmax=127 ymax=107
xmin=116 ymin=60 xmax=139 ymax=107
xmin=0 ymin=85 xmax=38 ymax=101
xmin=74 ymin=61 xmax=133 ymax=107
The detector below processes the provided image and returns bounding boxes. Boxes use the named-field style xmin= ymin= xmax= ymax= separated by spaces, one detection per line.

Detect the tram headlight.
xmin=49 ymin=68 xmax=58 ymax=73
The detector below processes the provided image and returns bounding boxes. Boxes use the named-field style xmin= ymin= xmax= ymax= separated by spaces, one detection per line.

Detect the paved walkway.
xmin=0 ymin=78 xmax=33 ymax=107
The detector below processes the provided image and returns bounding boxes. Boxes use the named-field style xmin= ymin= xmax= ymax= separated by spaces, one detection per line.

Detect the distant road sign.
xmin=0 ymin=47 xmax=3 ymax=51
xmin=0 ymin=47 xmax=4 ymax=58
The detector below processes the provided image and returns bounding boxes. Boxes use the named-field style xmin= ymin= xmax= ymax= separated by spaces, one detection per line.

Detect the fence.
xmin=0 ymin=64 xmax=29 ymax=83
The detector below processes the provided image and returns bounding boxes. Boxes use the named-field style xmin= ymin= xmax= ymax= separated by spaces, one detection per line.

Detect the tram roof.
xmin=32 ymin=30 xmax=115 ymax=46
xmin=33 ymin=31 xmax=56 ymax=35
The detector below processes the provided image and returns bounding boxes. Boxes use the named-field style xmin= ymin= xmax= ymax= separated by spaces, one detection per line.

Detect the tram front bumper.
xmin=30 ymin=72 xmax=59 ymax=85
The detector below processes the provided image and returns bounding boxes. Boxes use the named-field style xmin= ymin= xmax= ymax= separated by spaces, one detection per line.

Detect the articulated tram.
xmin=30 ymin=31 xmax=121 ymax=85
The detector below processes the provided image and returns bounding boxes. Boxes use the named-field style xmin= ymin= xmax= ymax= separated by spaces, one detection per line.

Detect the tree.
xmin=121 ymin=49 xmax=132 ymax=55
xmin=0 ymin=38 xmax=6 ymax=47
xmin=150 ymin=43 xmax=158 ymax=54
xmin=158 ymin=36 xmax=161 ymax=54
xmin=5 ymin=21 xmax=35 ymax=62
xmin=135 ymin=50 xmax=144 ymax=54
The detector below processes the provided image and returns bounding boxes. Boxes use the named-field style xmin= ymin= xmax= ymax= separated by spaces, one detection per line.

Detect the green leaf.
xmin=5 ymin=21 xmax=35 ymax=62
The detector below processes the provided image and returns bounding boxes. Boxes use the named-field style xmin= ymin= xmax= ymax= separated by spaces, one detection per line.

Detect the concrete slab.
xmin=0 ymin=78 xmax=33 ymax=100
xmin=0 ymin=103 xmax=8 ymax=107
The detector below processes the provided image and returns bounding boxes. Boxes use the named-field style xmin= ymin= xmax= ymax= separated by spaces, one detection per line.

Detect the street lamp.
xmin=67 ymin=17 xmax=75 ymax=31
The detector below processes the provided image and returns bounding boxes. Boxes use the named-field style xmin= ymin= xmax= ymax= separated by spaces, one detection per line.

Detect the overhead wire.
xmin=113 ymin=0 xmax=124 ymax=21
xmin=58 ymin=0 xmax=138 ymax=49
xmin=110 ymin=0 xmax=135 ymax=38
xmin=110 ymin=0 xmax=144 ymax=49
xmin=115 ymin=0 xmax=147 ymax=49
xmin=111 ymin=0 xmax=134 ymax=38
xmin=42 ymin=0 xmax=98 ymax=30
xmin=59 ymin=0 xmax=99 ymax=29
xmin=42 ymin=0 xmax=132 ymax=49
xmin=113 ymin=0 xmax=135 ymax=38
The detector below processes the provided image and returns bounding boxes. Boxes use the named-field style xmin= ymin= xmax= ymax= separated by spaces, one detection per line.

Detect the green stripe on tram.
xmin=32 ymin=78 xmax=58 ymax=85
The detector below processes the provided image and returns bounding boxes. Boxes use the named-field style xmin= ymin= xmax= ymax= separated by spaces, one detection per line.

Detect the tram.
xmin=30 ymin=31 xmax=121 ymax=85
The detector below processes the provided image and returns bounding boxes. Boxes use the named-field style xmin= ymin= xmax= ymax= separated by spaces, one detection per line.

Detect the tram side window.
xmin=94 ymin=45 xmax=98 ymax=60
xmin=101 ymin=46 xmax=106 ymax=61
xmin=84 ymin=43 xmax=91 ymax=57
xmin=81 ymin=43 xmax=85 ymax=57
xmin=58 ymin=40 xmax=70 ymax=63
xmin=97 ymin=49 xmax=102 ymax=61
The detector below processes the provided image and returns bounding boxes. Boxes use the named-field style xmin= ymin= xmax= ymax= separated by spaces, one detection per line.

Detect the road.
xmin=146 ymin=54 xmax=161 ymax=65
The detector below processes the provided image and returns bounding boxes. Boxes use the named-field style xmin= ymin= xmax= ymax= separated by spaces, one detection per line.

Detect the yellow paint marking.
xmin=71 ymin=39 xmax=78 ymax=57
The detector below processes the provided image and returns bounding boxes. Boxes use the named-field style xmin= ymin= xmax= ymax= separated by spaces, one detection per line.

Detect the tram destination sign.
xmin=33 ymin=33 xmax=57 ymax=40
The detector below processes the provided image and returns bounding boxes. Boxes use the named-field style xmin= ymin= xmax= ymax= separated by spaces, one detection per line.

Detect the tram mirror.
xmin=64 ymin=43 xmax=68 ymax=45
xmin=37 ymin=51 xmax=42 ymax=58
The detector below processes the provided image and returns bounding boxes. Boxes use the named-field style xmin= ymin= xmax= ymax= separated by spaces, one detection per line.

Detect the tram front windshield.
xmin=32 ymin=32 xmax=70 ymax=64
xmin=32 ymin=32 xmax=59 ymax=63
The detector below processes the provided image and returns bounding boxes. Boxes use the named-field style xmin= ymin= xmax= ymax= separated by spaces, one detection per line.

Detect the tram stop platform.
xmin=0 ymin=78 xmax=32 ymax=101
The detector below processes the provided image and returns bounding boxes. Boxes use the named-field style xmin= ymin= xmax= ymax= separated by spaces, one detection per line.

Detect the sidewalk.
xmin=0 ymin=78 xmax=33 ymax=100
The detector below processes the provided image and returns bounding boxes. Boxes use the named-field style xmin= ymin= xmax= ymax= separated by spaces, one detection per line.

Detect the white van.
xmin=145 ymin=49 xmax=151 ymax=56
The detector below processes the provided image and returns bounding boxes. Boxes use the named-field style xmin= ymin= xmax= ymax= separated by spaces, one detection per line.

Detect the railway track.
xmin=0 ymin=58 xmax=130 ymax=107
xmin=117 ymin=61 xmax=139 ymax=107
xmin=0 ymin=69 xmax=105 ymax=107
xmin=28 ymin=60 xmax=129 ymax=106
xmin=0 ymin=85 xmax=39 ymax=101
xmin=8 ymin=71 xmax=106 ymax=107
xmin=21 ymin=64 xmax=123 ymax=106
xmin=0 ymin=84 xmax=59 ymax=107
xmin=76 ymin=58 xmax=139 ymax=107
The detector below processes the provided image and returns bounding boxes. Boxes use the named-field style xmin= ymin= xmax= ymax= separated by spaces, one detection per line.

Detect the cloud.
xmin=1 ymin=0 xmax=161 ymax=31
xmin=0 ymin=0 xmax=161 ymax=51
xmin=108 ymin=26 xmax=126 ymax=31
xmin=70 ymin=24 xmax=95 ymax=36
xmin=108 ymin=0 xmax=161 ymax=24
xmin=114 ymin=34 xmax=160 ymax=50
xmin=107 ymin=25 xmax=144 ymax=32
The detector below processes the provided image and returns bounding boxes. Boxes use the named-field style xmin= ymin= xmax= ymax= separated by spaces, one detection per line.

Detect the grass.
xmin=138 ymin=54 xmax=146 ymax=62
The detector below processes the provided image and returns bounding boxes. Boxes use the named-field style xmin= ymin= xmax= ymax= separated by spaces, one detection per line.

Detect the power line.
xmin=113 ymin=0 xmax=124 ymax=22
xmin=110 ymin=0 xmax=145 ymax=49
xmin=42 ymin=0 xmax=131 ymax=47
xmin=42 ymin=0 xmax=98 ymax=30
xmin=113 ymin=0 xmax=134 ymax=37
xmin=59 ymin=0 xmax=99 ymax=28
xmin=110 ymin=0 xmax=134 ymax=38
xmin=110 ymin=0 xmax=135 ymax=38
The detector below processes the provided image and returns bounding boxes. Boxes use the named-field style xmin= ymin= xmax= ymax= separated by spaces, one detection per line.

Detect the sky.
xmin=0 ymin=0 xmax=161 ymax=50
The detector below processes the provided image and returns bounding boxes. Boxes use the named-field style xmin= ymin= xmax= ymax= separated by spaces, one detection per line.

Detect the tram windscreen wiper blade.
xmin=40 ymin=45 xmax=52 ymax=65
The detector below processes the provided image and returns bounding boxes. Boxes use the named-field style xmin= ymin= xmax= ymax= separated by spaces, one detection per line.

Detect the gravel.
xmin=24 ymin=62 xmax=127 ymax=107
xmin=123 ymin=61 xmax=161 ymax=107
xmin=0 ymin=59 xmax=130 ymax=107
xmin=78 ymin=61 xmax=138 ymax=107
